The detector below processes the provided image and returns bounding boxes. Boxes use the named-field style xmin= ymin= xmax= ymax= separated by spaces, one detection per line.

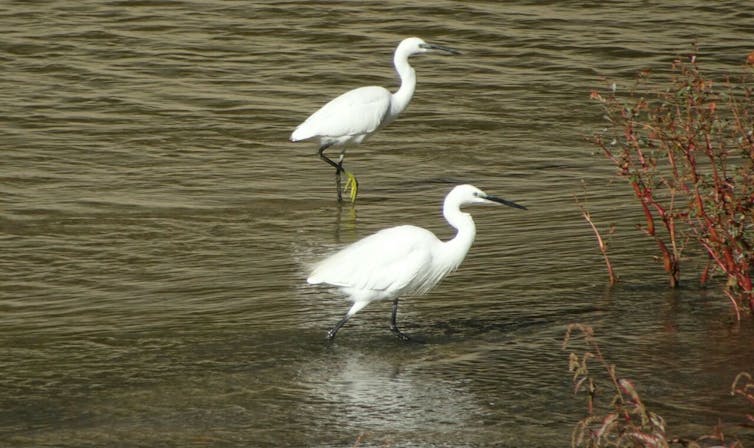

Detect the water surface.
xmin=2 ymin=1 xmax=754 ymax=446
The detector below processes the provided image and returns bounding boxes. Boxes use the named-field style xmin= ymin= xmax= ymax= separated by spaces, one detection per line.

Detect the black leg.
xmin=318 ymin=144 xmax=344 ymax=202
xmin=327 ymin=312 xmax=351 ymax=341
xmin=390 ymin=297 xmax=411 ymax=341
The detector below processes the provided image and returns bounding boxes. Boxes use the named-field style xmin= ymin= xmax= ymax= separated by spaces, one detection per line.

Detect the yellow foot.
xmin=344 ymin=171 xmax=359 ymax=203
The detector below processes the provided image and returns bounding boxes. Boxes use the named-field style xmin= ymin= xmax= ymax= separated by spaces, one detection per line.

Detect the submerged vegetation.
xmin=587 ymin=49 xmax=754 ymax=317
xmin=564 ymin=324 xmax=752 ymax=448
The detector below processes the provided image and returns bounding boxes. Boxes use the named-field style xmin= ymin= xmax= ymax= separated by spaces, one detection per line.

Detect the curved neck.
xmin=442 ymin=203 xmax=476 ymax=270
xmin=390 ymin=51 xmax=416 ymax=117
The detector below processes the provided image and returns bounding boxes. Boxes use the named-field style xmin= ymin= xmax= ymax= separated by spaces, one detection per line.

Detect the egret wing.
xmin=291 ymin=86 xmax=391 ymax=141
xmin=308 ymin=225 xmax=438 ymax=294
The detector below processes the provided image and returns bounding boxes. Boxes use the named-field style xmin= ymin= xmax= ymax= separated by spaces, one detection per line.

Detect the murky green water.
xmin=2 ymin=1 xmax=753 ymax=446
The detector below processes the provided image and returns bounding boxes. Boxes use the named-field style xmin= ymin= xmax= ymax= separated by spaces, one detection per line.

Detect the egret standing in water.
xmin=290 ymin=37 xmax=460 ymax=202
xmin=307 ymin=184 xmax=527 ymax=341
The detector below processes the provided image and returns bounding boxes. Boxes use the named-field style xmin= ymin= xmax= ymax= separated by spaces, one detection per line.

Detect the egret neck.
xmin=390 ymin=49 xmax=417 ymax=120
xmin=441 ymin=200 xmax=477 ymax=273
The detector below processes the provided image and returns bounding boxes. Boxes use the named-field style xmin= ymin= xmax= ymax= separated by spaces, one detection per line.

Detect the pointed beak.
xmin=420 ymin=43 xmax=461 ymax=55
xmin=485 ymin=195 xmax=527 ymax=210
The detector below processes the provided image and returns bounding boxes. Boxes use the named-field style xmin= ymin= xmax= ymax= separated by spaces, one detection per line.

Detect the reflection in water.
xmin=333 ymin=201 xmax=358 ymax=244
xmin=306 ymin=348 xmax=481 ymax=434
xmin=2 ymin=1 xmax=754 ymax=446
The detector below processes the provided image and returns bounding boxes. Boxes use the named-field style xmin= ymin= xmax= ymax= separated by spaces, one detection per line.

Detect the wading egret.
xmin=307 ymin=184 xmax=527 ymax=341
xmin=290 ymin=37 xmax=460 ymax=202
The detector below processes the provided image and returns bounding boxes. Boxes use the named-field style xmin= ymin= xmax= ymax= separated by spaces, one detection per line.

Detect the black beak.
xmin=486 ymin=195 xmax=527 ymax=210
xmin=420 ymin=43 xmax=461 ymax=55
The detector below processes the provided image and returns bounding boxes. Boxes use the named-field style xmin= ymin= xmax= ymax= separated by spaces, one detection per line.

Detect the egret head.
xmin=450 ymin=184 xmax=527 ymax=210
xmin=398 ymin=37 xmax=460 ymax=57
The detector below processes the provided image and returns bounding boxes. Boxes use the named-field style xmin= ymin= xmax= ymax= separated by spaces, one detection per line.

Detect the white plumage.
xmin=290 ymin=37 xmax=460 ymax=202
xmin=290 ymin=86 xmax=392 ymax=145
xmin=307 ymin=184 xmax=527 ymax=341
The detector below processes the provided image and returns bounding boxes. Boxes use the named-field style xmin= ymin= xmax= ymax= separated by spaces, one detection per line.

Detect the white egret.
xmin=290 ymin=37 xmax=460 ymax=202
xmin=307 ymin=184 xmax=527 ymax=341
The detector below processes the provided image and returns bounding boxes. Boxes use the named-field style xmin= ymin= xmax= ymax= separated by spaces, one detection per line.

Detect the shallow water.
xmin=2 ymin=1 xmax=754 ymax=447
